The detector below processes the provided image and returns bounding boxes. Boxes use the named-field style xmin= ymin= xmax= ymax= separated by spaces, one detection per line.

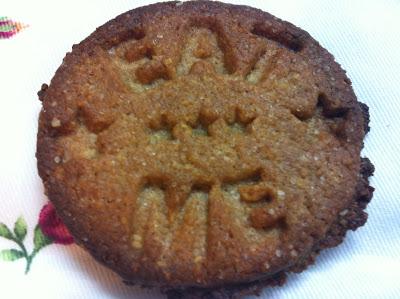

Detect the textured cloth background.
xmin=1 ymin=0 xmax=399 ymax=298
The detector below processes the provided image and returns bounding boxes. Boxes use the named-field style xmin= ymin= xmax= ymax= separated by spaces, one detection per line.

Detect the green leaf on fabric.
xmin=0 ymin=249 xmax=24 ymax=261
xmin=14 ymin=217 xmax=27 ymax=241
xmin=0 ymin=223 xmax=13 ymax=240
xmin=33 ymin=225 xmax=52 ymax=252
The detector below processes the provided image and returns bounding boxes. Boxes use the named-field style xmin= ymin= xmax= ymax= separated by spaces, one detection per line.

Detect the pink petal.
xmin=39 ymin=203 xmax=74 ymax=245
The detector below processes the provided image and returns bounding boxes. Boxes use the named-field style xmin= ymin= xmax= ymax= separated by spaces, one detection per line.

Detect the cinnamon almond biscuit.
xmin=36 ymin=1 xmax=374 ymax=298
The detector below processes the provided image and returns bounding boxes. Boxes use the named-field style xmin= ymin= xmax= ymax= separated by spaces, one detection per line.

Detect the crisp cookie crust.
xmin=36 ymin=1 xmax=374 ymax=297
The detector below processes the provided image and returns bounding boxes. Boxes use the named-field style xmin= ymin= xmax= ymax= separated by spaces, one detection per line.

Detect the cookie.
xmin=36 ymin=1 xmax=374 ymax=298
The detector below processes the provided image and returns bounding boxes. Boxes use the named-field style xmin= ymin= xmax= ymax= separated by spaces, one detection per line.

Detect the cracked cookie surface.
xmin=36 ymin=1 xmax=373 ymax=297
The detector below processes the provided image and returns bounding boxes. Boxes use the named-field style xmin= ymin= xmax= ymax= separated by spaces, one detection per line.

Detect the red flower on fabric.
xmin=0 ymin=202 xmax=74 ymax=273
xmin=0 ymin=17 xmax=28 ymax=39
xmin=38 ymin=203 xmax=74 ymax=245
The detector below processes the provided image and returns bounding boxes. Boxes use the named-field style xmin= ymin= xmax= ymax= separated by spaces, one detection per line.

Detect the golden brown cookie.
xmin=36 ymin=1 xmax=374 ymax=298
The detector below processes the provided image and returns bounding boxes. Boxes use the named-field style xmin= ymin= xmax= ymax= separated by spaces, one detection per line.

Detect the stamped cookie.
xmin=36 ymin=1 xmax=374 ymax=298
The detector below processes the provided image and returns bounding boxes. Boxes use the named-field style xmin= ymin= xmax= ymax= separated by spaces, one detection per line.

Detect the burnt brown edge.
xmin=35 ymin=1 xmax=374 ymax=298
xmin=164 ymin=113 xmax=374 ymax=299
xmin=162 ymin=97 xmax=374 ymax=299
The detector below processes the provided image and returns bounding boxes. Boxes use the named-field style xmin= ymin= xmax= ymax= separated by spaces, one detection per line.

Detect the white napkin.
xmin=1 ymin=0 xmax=399 ymax=298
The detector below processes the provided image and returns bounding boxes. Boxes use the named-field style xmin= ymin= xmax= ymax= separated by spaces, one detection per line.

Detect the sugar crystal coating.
xmin=36 ymin=1 xmax=372 ymax=295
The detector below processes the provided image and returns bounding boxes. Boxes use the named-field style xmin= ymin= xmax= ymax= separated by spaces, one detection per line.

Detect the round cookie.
xmin=36 ymin=1 xmax=374 ymax=297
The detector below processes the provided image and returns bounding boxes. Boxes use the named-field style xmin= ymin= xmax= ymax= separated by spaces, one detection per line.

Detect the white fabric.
xmin=1 ymin=0 xmax=399 ymax=298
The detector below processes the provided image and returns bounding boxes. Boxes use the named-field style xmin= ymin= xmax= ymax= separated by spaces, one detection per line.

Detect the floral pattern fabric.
xmin=0 ymin=203 xmax=73 ymax=273
xmin=0 ymin=17 xmax=27 ymax=39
